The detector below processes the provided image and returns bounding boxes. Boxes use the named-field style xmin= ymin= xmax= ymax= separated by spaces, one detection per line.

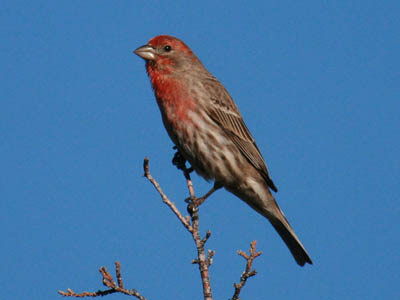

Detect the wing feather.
xmin=202 ymin=77 xmax=278 ymax=192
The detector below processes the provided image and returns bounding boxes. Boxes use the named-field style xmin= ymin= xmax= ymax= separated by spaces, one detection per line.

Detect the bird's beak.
xmin=134 ymin=45 xmax=156 ymax=61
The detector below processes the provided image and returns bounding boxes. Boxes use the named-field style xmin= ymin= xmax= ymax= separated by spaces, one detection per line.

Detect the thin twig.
xmin=58 ymin=262 xmax=146 ymax=299
xmin=59 ymin=156 xmax=262 ymax=300
xmin=183 ymin=167 xmax=196 ymax=200
xmin=191 ymin=214 xmax=213 ymax=300
xmin=207 ymin=250 xmax=215 ymax=267
xmin=143 ymin=157 xmax=213 ymax=300
xmin=143 ymin=157 xmax=192 ymax=232
xmin=231 ymin=241 xmax=262 ymax=300
xmin=116 ymin=261 xmax=124 ymax=288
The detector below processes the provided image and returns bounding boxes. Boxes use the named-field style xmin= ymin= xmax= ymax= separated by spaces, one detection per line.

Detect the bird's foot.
xmin=185 ymin=182 xmax=223 ymax=217
xmin=172 ymin=148 xmax=186 ymax=170
xmin=172 ymin=146 xmax=193 ymax=173
xmin=185 ymin=195 xmax=207 ymax=205
xmin=186 ymin=196 xmax=208 ymax=218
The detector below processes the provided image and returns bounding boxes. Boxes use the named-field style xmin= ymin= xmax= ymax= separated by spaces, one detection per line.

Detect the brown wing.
xmin=202 ymin=77 xmax=278 ymax=192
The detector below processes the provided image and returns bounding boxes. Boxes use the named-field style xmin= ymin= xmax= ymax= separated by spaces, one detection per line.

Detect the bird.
xmin=134 ymin=35 xmax=312 ymax=266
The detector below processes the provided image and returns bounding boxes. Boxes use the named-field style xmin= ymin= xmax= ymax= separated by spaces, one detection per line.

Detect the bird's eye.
xmin=164 ymin=45 xmax=172 ymax=52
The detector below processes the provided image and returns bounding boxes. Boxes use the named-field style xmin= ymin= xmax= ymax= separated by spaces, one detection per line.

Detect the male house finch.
xmin=134 ymin=35 xmax=312 ymax=266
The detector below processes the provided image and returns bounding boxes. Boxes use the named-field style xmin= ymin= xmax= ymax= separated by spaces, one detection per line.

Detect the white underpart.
xmin=223 ymin=149 xmax=236 ymax=165
xmin=246 ymin=178 xmax=267 ymax=204
xmin=186 ymin=109 xmax=240 ymax=180
xmin=187 ymin=110 xmax=209 ymax=149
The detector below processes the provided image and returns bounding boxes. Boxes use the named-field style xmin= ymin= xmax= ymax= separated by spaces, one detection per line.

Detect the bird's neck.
xmin=146 ymin=65 xmax=195 ymax=128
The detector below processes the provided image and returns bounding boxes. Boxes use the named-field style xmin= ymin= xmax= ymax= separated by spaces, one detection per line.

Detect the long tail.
xmin=226 ymin=180 xmax=312 ymax=266
xmin=267 ymin=199 xmax=312 ymax=266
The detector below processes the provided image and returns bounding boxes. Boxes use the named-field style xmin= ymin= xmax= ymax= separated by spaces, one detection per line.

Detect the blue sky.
xmin=1 ymin=1 xmax=399 ymax=299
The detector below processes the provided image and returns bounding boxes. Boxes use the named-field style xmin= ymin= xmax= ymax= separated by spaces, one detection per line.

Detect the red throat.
xmin=146 ymin=63 xmax=195 ymax=128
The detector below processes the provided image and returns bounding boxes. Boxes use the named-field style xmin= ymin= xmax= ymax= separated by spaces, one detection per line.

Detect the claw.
xmin=185 ymin=182 xmax=223 ymax=214
xmin=172 ymin=149 xmax=186 ymax=170
xmin=187 ymin=201 xmax=198 ymax=217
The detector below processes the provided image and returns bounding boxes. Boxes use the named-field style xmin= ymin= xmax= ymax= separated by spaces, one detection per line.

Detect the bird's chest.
xmin=152 ymin=77 xmax=196 ymax=130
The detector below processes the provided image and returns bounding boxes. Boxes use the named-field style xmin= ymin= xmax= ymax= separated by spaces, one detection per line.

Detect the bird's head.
xmin=134 ymin=35 xmax=200 ymax=73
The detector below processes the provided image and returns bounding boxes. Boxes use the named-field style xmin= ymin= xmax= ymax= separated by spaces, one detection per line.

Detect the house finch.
xmin=134 ymin=35 xmax=312 ymax=266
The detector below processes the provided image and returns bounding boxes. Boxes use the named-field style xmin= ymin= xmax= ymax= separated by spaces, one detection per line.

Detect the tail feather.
xmin=269 ymin=205 xmax=312 ymax=266
xmin=226 ymin=179 xmax=312 ymax=266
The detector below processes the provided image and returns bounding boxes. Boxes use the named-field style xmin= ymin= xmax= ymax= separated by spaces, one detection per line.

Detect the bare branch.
xmin=58 ymin=262 xmax=146 ymax=299
xmin=231 ymin=241 xmax=262 ymax=300
xmin=59 ymin=156 xmax=262 ymax=300
xmin=144 ymin=157 xmax=213 ymax=300
xmin=116 ymin=261 xmax=124 ymax=288
xmin=143 ymin=157 xmax=192 ymax=232
xmin=207 ymin=250 xmax=215 ymax=267
xmin=202 ymin=230 xmax=212 ymax=246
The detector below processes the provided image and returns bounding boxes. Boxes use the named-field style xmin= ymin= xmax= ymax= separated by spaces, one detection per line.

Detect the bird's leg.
xmin=196 ymin=182 xmax=223 ymax=206
xmin=172 ymin=145 xmax=222 ymax=215
xmin=186 ymin=182 xmax=223 ymax=216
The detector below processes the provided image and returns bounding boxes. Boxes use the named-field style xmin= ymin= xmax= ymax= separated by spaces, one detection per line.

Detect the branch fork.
xmin=59 ymin=156 xmax=262 ymax=300
xmin=58 ymin=262 xmax=146 ymax=299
